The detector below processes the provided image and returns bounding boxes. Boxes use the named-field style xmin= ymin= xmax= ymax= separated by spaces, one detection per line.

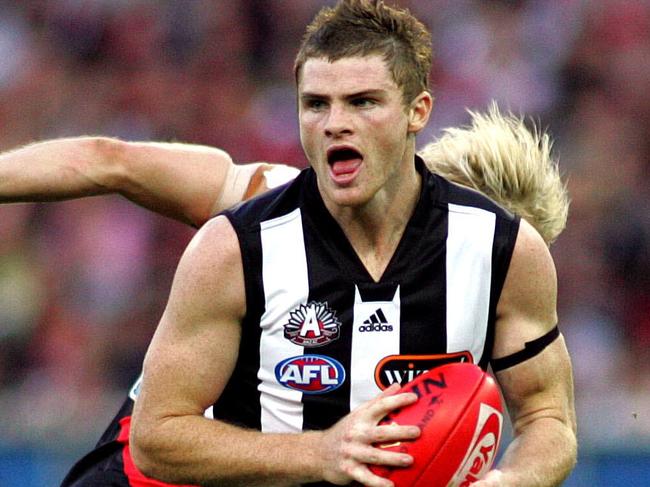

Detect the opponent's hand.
xmin=471 ymin=469 xmax=507 ymax=486
xmin=316 ymin=383 xmax=421 ymax=487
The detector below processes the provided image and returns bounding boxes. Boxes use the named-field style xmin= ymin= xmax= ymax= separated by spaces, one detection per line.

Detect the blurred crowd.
xmin=1 ymin=0 xmax=649 ymax=455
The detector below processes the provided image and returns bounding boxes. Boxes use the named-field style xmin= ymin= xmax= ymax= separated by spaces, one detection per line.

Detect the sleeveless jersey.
xmin=214 ymin=156 xmax=519 ymax=438
xmin=60 ymin=156 xmax=519 ymax=486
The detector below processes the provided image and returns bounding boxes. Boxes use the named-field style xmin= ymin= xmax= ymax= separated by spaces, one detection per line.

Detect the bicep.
xmin=119 ymin=140 xmax=299 ymax=226
xmin=493 ymin=219 xmax=558 ymax=359
xmin=492 ymin=220 xmax=575 ymax=431
xmin=115 ymin=141 xmax=236 ymax=226
xmin=495 ymin=335 xmax=575 ymax=434
xmin=134 ymin=216 xmax=245 ymax=420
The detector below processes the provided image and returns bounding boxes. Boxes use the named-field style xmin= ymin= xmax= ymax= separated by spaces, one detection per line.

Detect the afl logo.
xmin=275 ymin=355 xmax=346 ymax=394
xmin=283 ymin=302 xmax=342 ymax=347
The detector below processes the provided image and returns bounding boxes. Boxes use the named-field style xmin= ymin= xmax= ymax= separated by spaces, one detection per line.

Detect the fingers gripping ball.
xmin=371 ymin=363 xmax=504 ymax=487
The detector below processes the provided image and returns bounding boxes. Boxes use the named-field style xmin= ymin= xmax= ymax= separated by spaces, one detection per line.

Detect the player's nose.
xmin=324 ymin=104 xmax=353 ymax=138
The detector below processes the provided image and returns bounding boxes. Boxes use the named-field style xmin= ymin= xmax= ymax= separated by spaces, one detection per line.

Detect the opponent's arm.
xmin=130 ymin=216 xmax=419 ymax=487
xmin=476 ymin=220 xmax=577 ymax=487
xmin=0 ymin=137 xmax=293 ymax=226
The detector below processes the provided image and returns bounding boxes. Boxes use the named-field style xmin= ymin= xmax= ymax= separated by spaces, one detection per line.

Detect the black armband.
xmin=491 ymin=325 xmax=560 ymax=372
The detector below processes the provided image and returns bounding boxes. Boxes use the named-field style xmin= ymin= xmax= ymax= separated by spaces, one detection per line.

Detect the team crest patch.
xmin=283 ymin=301 xmax=342 ymax=347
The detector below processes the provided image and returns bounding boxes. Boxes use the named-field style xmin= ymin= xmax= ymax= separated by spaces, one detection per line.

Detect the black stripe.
xmin=211 ymin=221 xmax=265 ymax=430
xmin=376 ymin=308 xmax=388 ymax=323
xmin=391 ymin=168 xmax=448 ymax=356
xmin=491 ymin=326 xmax=560 ymax=372
xmin=301 ymin=204 xmax=355 ymax=431
xmin=481 ymin=214 xmax=521 ymax=369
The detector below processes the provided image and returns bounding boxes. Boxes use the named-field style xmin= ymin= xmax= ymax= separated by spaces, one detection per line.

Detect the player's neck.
xmin=332 ymin=162 xmax=421 ymax=282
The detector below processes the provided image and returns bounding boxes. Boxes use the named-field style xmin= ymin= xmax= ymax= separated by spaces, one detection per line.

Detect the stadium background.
xmin=0 ymin=0 xmax=649 ymax=485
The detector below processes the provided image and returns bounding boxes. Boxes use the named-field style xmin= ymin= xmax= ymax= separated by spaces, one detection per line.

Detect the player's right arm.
xmin=129 ymin=216 xmax=420 ymax=487
xmin=0 ymin=137 xmax=297 ymax=226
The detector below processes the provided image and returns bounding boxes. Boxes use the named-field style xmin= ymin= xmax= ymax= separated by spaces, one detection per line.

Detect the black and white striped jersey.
xmin=216 ymin=156 xmax=519 ymax=436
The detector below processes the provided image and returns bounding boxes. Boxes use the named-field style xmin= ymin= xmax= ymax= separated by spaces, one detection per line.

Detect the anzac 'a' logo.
xmin=283 ymin=302 xmax=342 ymax=347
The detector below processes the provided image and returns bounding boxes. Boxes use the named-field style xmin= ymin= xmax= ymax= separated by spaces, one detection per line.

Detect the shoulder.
xmin=166 ymin=215 xmax=246 ymax=321
xmin=435 ymin=172 xmax=516 ymax=222
xmin=428 ymin=173 xmax=521 ymax=256
xmin=424 ymin=167 xmax=519 ymax=239
xmin=494 ymin=219 xmax=557 ymax=354
xmin=508 ymin=218 xmax=556 ymax=295
xmin=177 ymin=216 xmax=242 ymax=288
xmin=190 ymin=215 xmax=240 ymax=253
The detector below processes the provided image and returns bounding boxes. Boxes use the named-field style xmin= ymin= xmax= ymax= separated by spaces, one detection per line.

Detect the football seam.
xmin=411 ymin=373 xmax=487 ymax=487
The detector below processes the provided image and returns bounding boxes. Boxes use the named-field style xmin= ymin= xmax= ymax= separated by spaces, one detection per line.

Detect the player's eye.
xmin=304 ymin=98 xmax=327 ymax=111
xmin=352 ymin=98 xmax=376 ymax=108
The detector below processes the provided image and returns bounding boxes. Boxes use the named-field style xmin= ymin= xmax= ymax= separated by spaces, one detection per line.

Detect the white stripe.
xmin=259 ymin=209 xmax=307 ymax=433
xmin=349 ymin=286 xmax=401 ymax=409
xmin=128 ymin=373 xmax=142 ymax=401
xmin=446 ymin=203 xmax=495 ymax=363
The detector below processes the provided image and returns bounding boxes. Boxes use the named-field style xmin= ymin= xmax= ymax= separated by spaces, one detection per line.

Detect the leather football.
xmin=370 ymin=362 xmax=504 ymax=487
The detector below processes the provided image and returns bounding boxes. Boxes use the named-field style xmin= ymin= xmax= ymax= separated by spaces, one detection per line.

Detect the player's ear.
xmin=407 ymin=91 xmax=433 ymax=134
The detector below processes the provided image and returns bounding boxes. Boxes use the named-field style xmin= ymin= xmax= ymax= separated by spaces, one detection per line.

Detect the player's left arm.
xmin=477 ymin=219 xmax=577 ymax=487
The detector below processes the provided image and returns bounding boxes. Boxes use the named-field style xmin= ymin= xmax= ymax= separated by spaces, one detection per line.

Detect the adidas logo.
xmin=359 ymin=308 xmax=393 ymax=332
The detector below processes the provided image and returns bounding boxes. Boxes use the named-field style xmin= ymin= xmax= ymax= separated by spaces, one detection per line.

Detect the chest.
xmin=248 ymin=206 xmax=496 ymax=402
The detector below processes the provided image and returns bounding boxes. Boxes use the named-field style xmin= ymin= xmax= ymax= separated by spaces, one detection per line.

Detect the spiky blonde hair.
xmin=419 ymin=103 xmax=569 ymax=245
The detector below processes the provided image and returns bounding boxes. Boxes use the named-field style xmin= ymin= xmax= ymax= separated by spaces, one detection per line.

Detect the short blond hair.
xmin=419 ymin=103 xmax=569 ymax=245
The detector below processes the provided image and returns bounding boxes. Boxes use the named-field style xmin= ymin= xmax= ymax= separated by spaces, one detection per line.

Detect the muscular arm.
xmin=130 ymin=216 xmax=419 ymax=487
xmin=0 ymin=137 xmax=293 ymax=226
xmin=478 ymin=220 xmax=577 ymax=486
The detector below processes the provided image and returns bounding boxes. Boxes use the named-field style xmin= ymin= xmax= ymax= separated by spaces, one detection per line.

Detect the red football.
xmin=370 ymin=363 xmax=503 ymax=487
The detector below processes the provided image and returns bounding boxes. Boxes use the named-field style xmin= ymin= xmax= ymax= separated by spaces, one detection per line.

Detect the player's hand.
xmin=316 ymin=383 xmax=421 ymax=487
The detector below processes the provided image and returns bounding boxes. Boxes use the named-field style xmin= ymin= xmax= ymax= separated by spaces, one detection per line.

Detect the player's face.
xmin=298 ymin=55 xmax=424 ymax=209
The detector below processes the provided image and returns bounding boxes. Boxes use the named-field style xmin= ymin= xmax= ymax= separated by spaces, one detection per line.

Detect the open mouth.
xmin=327 ymin=148 xmax=362 ymax=165
xmin=327 ymin=147 xmax=363 ymax=181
